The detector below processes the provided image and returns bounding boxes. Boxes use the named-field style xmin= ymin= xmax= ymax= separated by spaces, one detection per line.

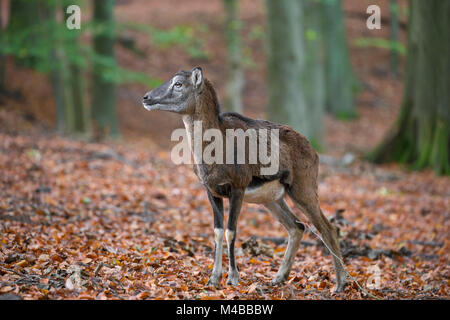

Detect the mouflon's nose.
xmin=143 ymin=92 xmax=154 ymax=105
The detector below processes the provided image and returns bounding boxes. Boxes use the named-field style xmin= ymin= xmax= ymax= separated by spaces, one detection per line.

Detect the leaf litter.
xmin=0 ymin=132 xmax=449 ymax=300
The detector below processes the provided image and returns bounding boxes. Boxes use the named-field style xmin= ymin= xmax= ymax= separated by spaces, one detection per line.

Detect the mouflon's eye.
xmin=174 ymin=82 xmax=182 ymax=88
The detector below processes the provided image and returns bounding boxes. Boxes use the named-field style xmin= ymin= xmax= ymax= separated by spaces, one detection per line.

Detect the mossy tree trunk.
xmin=223 ymin=0 xmax=243 ymax=113
xmin=370 ymin=0 xmax=450 ymax=175
xmin=0 ymin=0 xmax=6 ymax=92
xmin=91 ymin=0 xmax=119 ymax=139
xmin=321 ymin=0 xmax=355 ymax=119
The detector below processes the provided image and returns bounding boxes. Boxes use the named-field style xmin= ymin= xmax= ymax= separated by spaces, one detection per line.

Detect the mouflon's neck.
xmin=183 ymin=79 xmax=221 ymax=130
xmin=182 ymin=78 xmax=222 ymax=145
xmin=182 ymin=79 xmax=222 ymax=169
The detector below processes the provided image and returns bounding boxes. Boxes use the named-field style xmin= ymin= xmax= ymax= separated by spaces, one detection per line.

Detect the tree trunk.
xmin=301 ymin=0 xmax=326 ymax=148
xmin=8 ymin=0 xmax=40 ymax=68
xmin=50 ymin=52 xmax=67 ymax=132
xmin=0 ymin=0 xmax=6 ymax=92
xmin=64 ymin=2 xmax=88 ymax=135
xmin=91 ymin=0 xmax=119 ymax=139
xmin=45 ymin=3 xmax=66 ymax=132
xmin=390 ymin=0 xmax=400 ymax=77
xmin=321 ymin=0 xmax=355 ymax=119
xmin=266 ymin=0 xmax=315 ymax=141
xmin=45 ymin=2 xmax=88 ymax=136
xmin=370 ymin=0 xmax=450 ymax=175
xmin=70 ymin=64 xmax=89 ymax=134
xmin=223 ymin=0 xmax=243 ymax=113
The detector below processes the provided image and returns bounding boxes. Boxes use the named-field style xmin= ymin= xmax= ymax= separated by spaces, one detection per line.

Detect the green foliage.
xmin=83 ymin=45 xmax=161 ymax=87
xmin=305 ymin=28 xmax=318 ymax=41
xmin=123 ymin=22 xmax=209 ymax=60
xmin=241 ymin=47 xmax=256 ymax=70
xmin=1 ymin=4 xmax=161 ymax=89
xmin=248 ymin=25 xmax=265 ymax=41
xmin=2 ymin=3 xmax=206 ymax=88
xmin=335 ymin=109 xmax=358 ymax=121
xmin=354 ymin=37 xmax=406 ymax=55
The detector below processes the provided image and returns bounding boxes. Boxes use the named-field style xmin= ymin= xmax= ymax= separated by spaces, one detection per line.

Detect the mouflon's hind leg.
xmin=264 ymin=199 xmax=305 ymax=285
xmin=288 ymin=186 xmax=348 ymax=292
xmin=206 ymin=191 xmax=224 ymax=286
xmin=225 ymin=188 xmax=244 ymax=286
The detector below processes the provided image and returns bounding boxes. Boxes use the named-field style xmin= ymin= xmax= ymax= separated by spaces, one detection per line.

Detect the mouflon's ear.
xmin=191 ymin=67 xmax=203 ymax=91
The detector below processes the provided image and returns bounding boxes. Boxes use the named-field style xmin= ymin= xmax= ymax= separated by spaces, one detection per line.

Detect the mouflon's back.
xmin=217 ymin=110 xmax=319 ymax=185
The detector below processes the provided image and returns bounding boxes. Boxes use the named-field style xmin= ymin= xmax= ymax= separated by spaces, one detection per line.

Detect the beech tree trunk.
xmin=0 ymin=0 xmax=5 ymax=92
xmin=370 ymin=0 xmax=450 ymax=175
xmin=48 ymin=2 xmax=88 ymax=135
xmin=48 ymin=9 xmax=67 ymax=133
xmin=223 ymin=0 xmax=243 ymax=113
xmin=301 ymin=0 xmax=326 ymax=147
xmin=390 ymin=0 xmax=400 ymax=77
xmin=64 ymin=1 xmax=88 ymax=135
xmin=266 ymin=1 xmax=307 ymax=140
xmin=321 ymin=0 xmax=355 ymax=118
xmin=266 ymin=0 xmax=324 ymax=147
xmin=91 ymin=0 xmax=119 ymax=139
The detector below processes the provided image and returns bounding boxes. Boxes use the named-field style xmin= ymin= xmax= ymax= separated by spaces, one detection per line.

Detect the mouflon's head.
xmin=142 ymin=67 xmax=204 ymax=114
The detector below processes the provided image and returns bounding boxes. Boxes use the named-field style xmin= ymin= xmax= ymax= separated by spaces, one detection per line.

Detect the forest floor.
xmin=0 ymin=0 xmax=449 ymax=300
xmin=0 ymin=128 xmax=448 ymax=300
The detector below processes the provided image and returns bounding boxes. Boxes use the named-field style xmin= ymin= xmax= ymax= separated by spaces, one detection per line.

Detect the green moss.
xmin=353 ymin=37 xmax=406 ymax=56
xmin=430 ymin=120 xmax=450 ymax=175
xmin=335 ymin=110 xmax=357 ymax=121
xmin=309 ymin=136 xmax=324 ymax=153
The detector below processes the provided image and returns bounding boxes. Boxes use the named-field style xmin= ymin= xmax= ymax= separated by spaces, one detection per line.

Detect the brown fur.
xmin=187 ymin=79 xmax=317 ymax=192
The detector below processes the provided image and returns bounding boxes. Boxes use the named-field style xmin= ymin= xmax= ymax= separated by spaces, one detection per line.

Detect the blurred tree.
xmin=9 ymin=0 xmax=40 ymax=68
xmin=45 ymin=2 xmax=66 ymax=132
xmin=266 ymin=0 xmax=323 ymax=146
xmin=370 ymin=0 xmax=450 ymax=175
xmin=0 ymin=0 xmax=5 ymax=92
xmin=223 ymin=0 xmax=243 ymax=113
xmin=321 ymin=0 xmax=356 ymax=119
xmin=302 ymin=0 xmax=326 ymax=147
xmin=63 ymin=1 xmax=89 ymax=135
xmin=43 ymin=1 xmax=88 ymax=135
xmin=91 ymin=0 xmax=119 ymax=139
xmin=5 ymin=0 xmax=88 ymax=135
xmin=266 ymin=0 xmax=324 ymax=147
xmin=2 ymin=0 xmax=152 ymax=137
xmin=390 ymin=0 xmax=400 ymax=77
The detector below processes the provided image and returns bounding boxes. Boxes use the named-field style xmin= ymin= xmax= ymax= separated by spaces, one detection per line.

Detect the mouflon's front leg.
xmin=226 ymin=188 xmax=244 ymax=286
xmin=206 ymin=191 xmax=224 ymax=286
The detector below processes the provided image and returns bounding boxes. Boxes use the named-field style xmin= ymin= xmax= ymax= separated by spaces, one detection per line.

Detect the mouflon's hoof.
xmin=270 ymin=275 xmax=287 ymax=286
xmin=226 ymin=271 xmax=239 ymax=286
xmin=206 ymin=274 xmax=221 ymax=287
